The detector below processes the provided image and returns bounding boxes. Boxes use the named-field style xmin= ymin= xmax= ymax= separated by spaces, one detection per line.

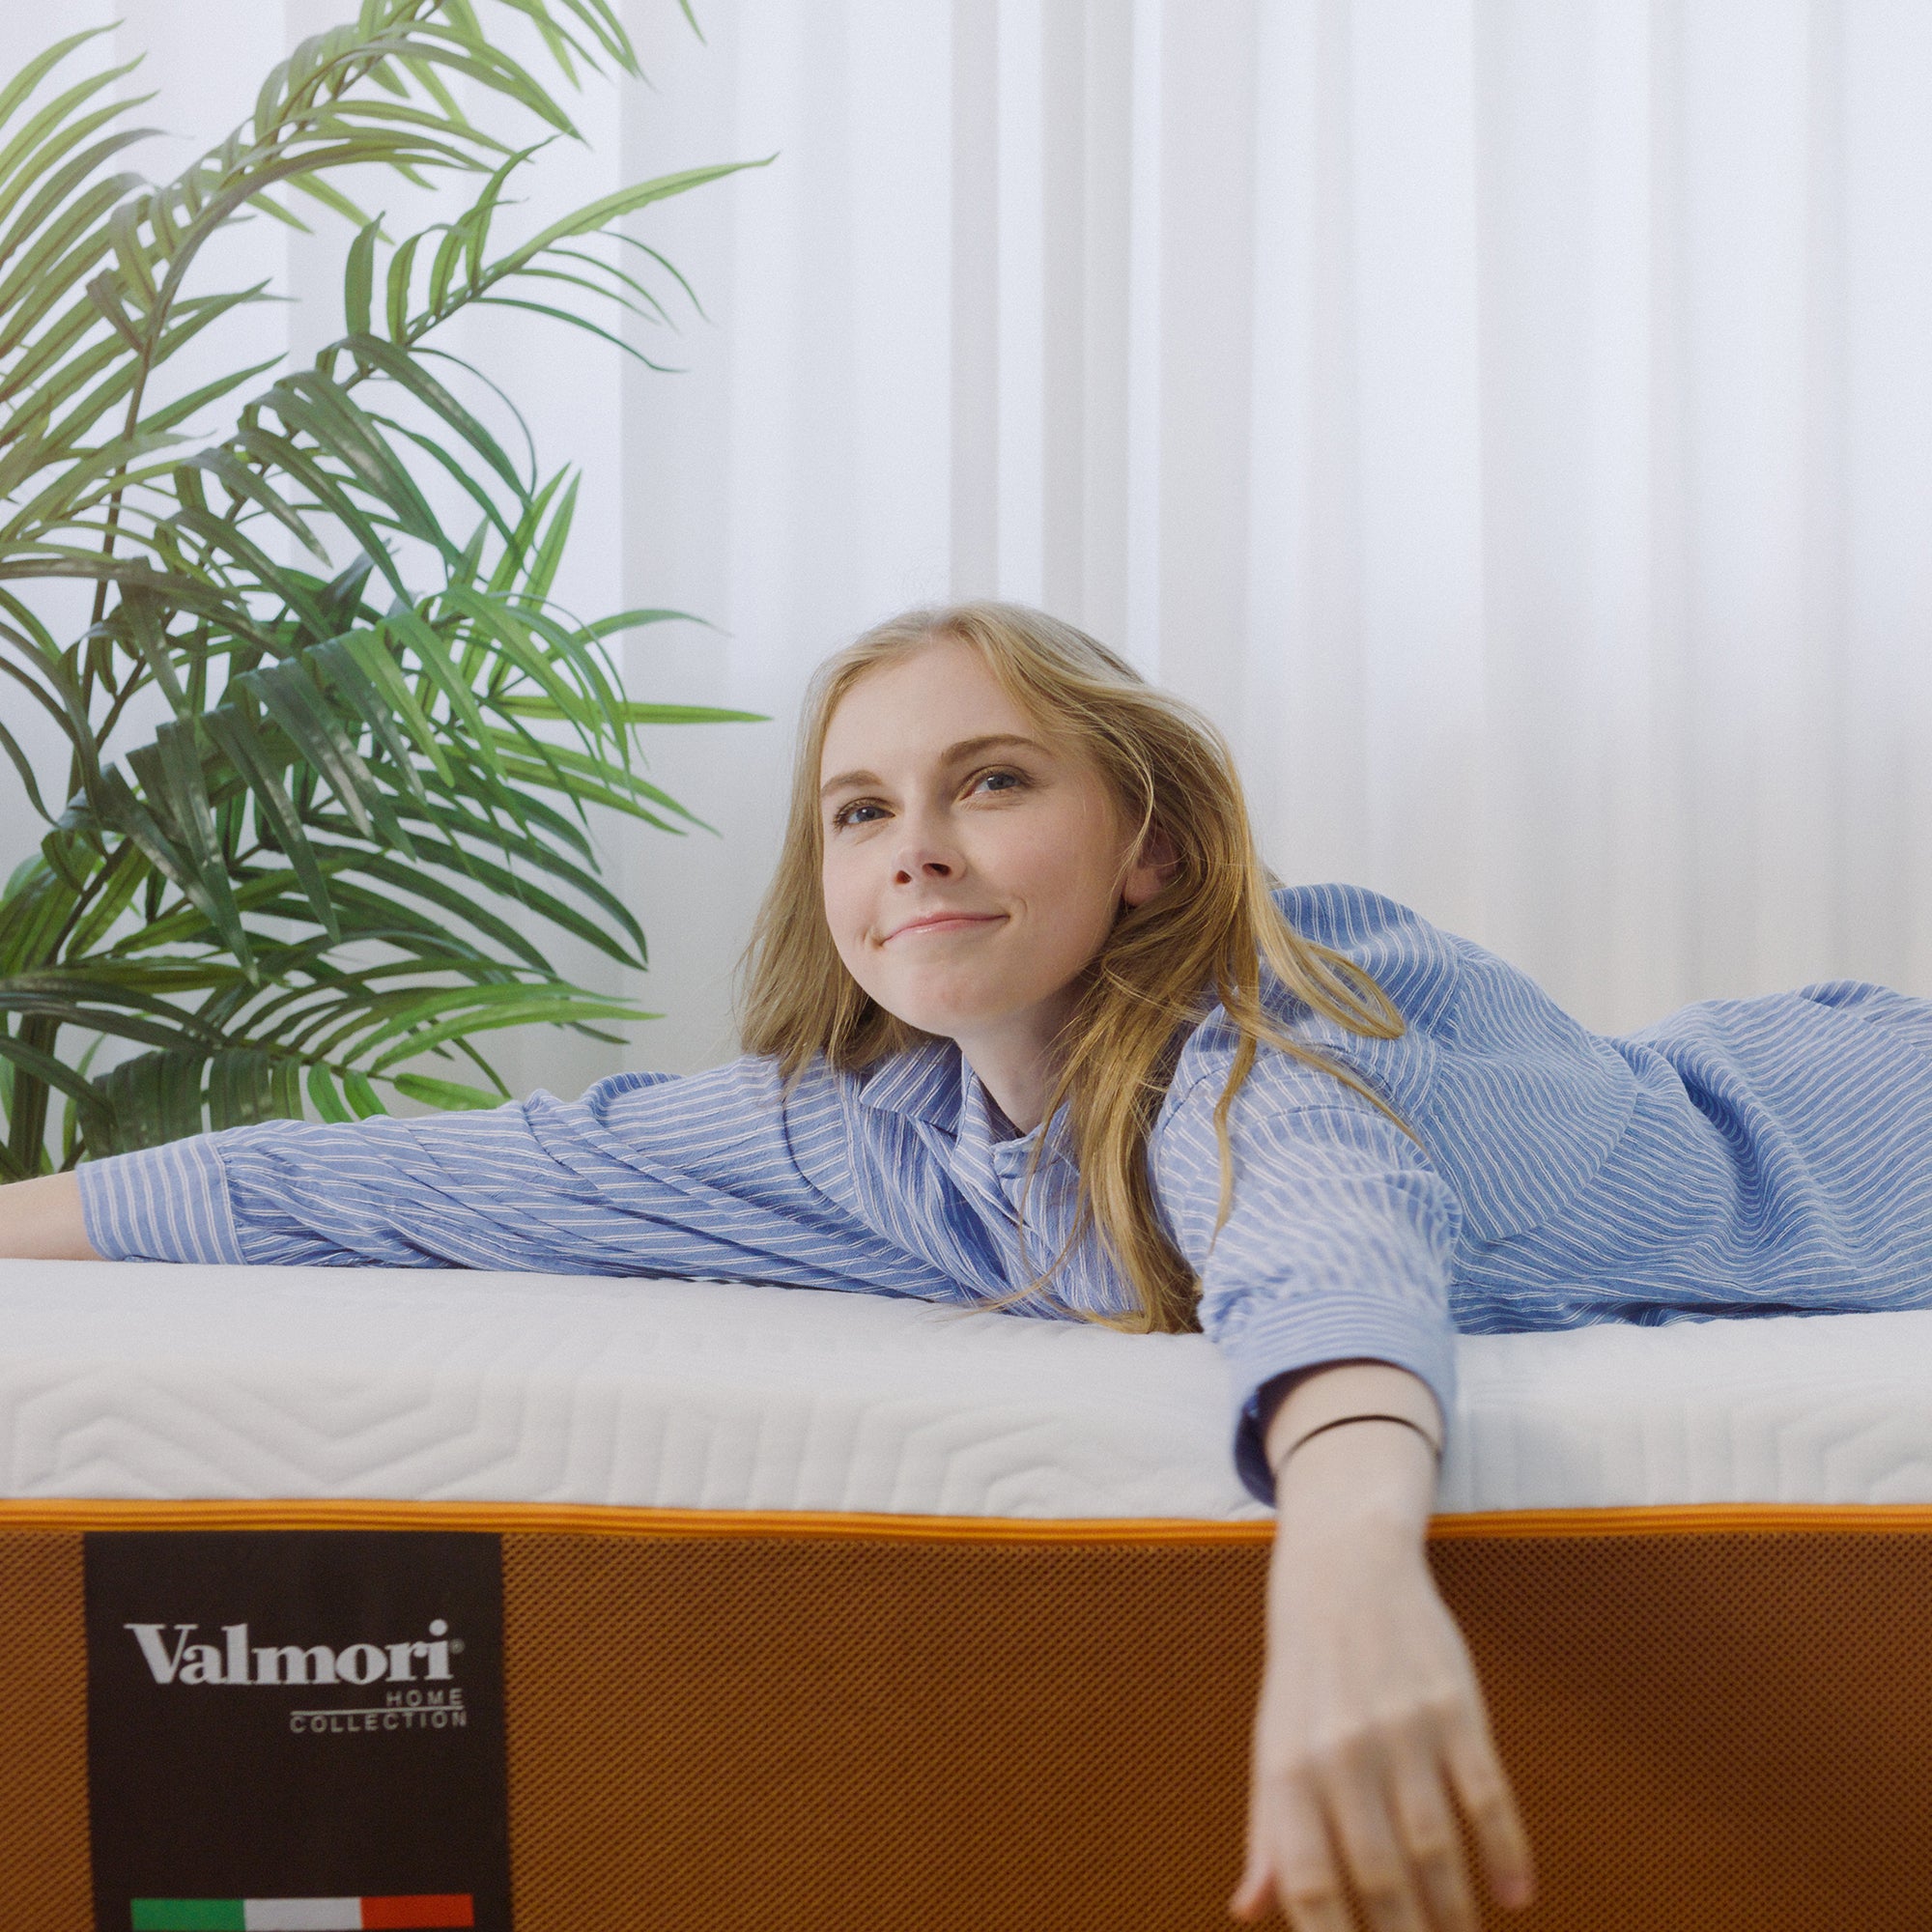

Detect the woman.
xmin=10 ymin=601 xmax=1932 ymax=1931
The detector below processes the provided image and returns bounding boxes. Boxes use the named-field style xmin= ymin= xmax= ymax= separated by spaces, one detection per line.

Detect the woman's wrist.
xmin=0 ymin=1171 xmax=100 ymax=1261
xmin=1264 ymin=1359 xmax=1444 ymax=1478
xmin=1272 ymin=1412 xmax=1437 ymax=1538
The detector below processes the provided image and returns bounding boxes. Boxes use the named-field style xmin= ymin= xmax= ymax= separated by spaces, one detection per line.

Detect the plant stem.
xmin=5 ymin=1015 xmax=56 ymax=1175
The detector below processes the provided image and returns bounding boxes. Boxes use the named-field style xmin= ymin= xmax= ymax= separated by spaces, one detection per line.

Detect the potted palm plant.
xmin=0 ymin=0 xmax=759 ymax=1177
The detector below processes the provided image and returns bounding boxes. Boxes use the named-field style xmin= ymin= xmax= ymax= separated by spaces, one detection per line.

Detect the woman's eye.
xmin=831 ymin=801 xmax=886 ymax=829
xmin=973 ymin=768 xmax=1025 ymax=797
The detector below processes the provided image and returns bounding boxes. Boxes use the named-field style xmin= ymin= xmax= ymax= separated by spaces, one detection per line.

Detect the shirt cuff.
xmin=77 ymin=1136 xmax=247 ymax=1265
xmin=1219 ymin=1291 xmax=1459 ymax=1506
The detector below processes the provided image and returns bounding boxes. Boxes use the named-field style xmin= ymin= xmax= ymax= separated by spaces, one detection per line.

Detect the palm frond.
xmin=0 ymin=1 xmax=765 ymax=1168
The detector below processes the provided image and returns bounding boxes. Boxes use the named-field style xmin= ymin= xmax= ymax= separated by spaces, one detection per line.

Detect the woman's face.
xmin=817 ymin=639 xmax=1164 ymax=1083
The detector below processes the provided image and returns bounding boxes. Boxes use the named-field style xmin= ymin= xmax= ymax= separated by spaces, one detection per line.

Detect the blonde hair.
xmin=738 ymin=601 xmax=1405 ymax=1335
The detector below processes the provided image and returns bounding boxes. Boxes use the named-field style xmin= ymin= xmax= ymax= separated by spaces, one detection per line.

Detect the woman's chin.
xmin=866 ymin=968 xmax=1075 ymax=1056
xmin=860 ymin=969 xmax=971 ymax=1024
xmin=883 ymin=1007 xmax=975 ymax=1042
xmin=870 ymin=990 xmax=999 ymax=1044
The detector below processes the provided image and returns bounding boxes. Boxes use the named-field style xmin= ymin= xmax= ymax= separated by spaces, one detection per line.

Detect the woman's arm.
xmin=60 ymin=1059 xmax=970 ymax=1304
xmin=1148 ymin=1034 xmax=1526 ymax=1920
xmin=1231 ymin=1363 xmax=1534 ymax=1931
xmin=0 ymin=1173 xmax=99 ymax=1260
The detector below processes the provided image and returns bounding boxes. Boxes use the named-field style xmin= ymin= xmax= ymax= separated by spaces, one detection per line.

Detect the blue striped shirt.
xmin=77 ymin=883 xmax=1932 ymax=1502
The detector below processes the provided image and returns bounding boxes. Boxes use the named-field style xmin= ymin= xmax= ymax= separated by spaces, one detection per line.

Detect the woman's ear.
xmin=1122 ymin=825 xmax=1178 ymax=908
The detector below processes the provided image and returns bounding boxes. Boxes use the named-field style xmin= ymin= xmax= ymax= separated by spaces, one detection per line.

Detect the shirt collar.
xmin=854 ymin=1037 xmax=965 ymax=1129
xmin=857 ymin=1039 xmax=1072 ymax=1170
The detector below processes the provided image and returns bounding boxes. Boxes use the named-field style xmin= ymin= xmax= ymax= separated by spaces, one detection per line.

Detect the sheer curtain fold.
xmin=7 ymin=0 xmax=1929 ymax=1085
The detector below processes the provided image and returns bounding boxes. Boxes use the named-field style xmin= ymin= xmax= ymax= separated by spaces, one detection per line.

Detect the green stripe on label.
xmin=131 ymin=1902 xmax=246 ymax=1931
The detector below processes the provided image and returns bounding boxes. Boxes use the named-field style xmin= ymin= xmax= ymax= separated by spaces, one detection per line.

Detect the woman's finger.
xmin=1233 ymin=1765 xmax=1355 ymax=1932
xmin=1440 ymin=1701 xmax=1536 ymax=1910
xmin=1387 ymin=1740 xmax=1480 ymax=1932
xmin=1323 ymin=1745 xmax=1430 ymax=1932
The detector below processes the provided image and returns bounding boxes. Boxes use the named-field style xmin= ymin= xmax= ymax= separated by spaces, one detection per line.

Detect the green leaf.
xmin=469 ymin=293 xmax=656 ymax=367
xmin=153 ymin=715 xmax=254 ymax=969
xmin=0 ymin=713 xmax=51 ymax=819
xmin=207 ymin=1046 xmax=299 ymax=1130
xmin=238 ymin=656 xmax=410 ymax=853
xmin=311 ymin=633 xmax=422 ymax=795
xmin=186 ymin=444 xmax=327 ymax=558
xmin=61 ymin=839 xmax=145 ymax=958
xmin=286 ymin=166 xmax=375 ymax=231
xmin=440 ymin=584 xmax=593 ymax=730
xmin=267 ymin=367 xmax=450 ymax=554
xmin=98 ymin=1048 xmax=206 ymax=1152
xmin=480 ymin=159 xmax=770 ymax=288
xmin=341 ymin=327 xmax=527 ymax=501
xmin=0 ymin=52 xmax=143 ymax=231
xmin=582 ymin=606 xmax=699 ymax=640
xmin=0 ymin=122 xmax=156 ymax=270
xmin=93 ymin=765 xmax=250 ymax=969
xmin=342 ymin=1067 xmax=386 ymax=1118
xmin=200 ymin=702 xmax=340 ymax=940
xmin=376 ymin=416 xmax=520 ymax=547
xmin=105 ymin=199 xmax=156 ymax=307
xmin=161 ymin=501 xmax=333 ymax=635
xmin=0 ymin=854 xmax=78 ymax=974
xmin=305 ymin=1060 xmax=354 ymax=1122
xmin=135 ymin=352 xmax=283 ymax=438
xmin=228 ymin=423 xmax=410 ymax=597
xmin=327 ymin=849 xmax=554 ymax=973
xmin=391 ymin=1070 xmax=502 ymax=1111
xmin=307 ymin=804 xmax=645 ymax=972
xmin=337 ymin=622 xmax=451 ymax=780
xmin=384 ymin=224 xmax=425 ymax=339
xmin=362 ymin=983 xmax=639 ymax=1067
xmin=381 ymin=602 xmax=502 ymax=781
xmin=342 ymin=214 xmax=380 ymax=335
xmin=0 ymin=29 xmax=118 ymax=149
xmin=495 ymin=694 xmax=765 ymax=724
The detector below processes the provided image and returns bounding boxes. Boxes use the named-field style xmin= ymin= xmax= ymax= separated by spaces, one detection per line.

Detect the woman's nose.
xmin=890 ymin=815 xmax=960 ymax=884
xmin=893 ymin=849 xmax=956 ymax=885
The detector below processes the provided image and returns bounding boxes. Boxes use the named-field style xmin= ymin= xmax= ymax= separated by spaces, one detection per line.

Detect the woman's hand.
xmin=1230 ymin=1411 xmax=1535 ymax=1931
xmin=0 ymin=1172 xmax=99 ymax=1260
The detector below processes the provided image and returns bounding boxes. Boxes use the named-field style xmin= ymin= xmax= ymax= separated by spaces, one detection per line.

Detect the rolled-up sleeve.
xmin=76 ymin=1057 xmax=939 ymax=1295
xmin=1152 ymin=1049 xmax=1462 ymax=1503
xmin=79 ymin=1132 xmax=245 ymax=1265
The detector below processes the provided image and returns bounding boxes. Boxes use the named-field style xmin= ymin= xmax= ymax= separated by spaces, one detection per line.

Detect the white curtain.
xmin=8 ymin=0 xmax=1932 ymax=1094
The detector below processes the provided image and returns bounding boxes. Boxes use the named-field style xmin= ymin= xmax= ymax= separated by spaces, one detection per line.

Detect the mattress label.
xmin=83 ymin=1531 xmax=510 ymax=1932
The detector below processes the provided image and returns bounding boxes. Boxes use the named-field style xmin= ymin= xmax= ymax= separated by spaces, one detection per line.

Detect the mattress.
xmin=2 ymin=1256 xmax=1931 ymax=1513
xmin=11 ymin=1259 xmax=1932 ymax=1930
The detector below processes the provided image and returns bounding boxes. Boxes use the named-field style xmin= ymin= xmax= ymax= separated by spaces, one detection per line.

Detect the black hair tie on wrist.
xmin=1274 ymin=1411 xmax=1441 ymax=1477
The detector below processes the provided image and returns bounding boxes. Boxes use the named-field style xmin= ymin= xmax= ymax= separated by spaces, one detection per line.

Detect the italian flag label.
xmin=130 ymin=1897 xmax=474 ymax=1930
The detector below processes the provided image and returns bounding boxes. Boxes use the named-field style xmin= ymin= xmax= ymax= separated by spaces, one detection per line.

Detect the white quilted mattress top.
xmin=2 ymin=1260 xmax=1930 ymax=1518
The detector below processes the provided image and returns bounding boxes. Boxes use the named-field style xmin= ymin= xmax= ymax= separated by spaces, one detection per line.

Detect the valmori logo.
xmin=126 ymin=1619 xmax=461 ymax=1688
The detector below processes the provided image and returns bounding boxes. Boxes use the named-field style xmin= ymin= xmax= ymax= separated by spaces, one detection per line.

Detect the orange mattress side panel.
xmin=12 ymin=1507 xmax=1932 ymax=1930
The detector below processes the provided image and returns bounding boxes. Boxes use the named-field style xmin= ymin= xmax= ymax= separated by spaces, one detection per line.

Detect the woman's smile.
xmin=881 ymin=909 xmax=1008 ymax=944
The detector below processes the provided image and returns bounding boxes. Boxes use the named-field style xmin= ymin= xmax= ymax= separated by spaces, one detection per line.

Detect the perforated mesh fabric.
xmin=500 ymin=1530 xmax=1264 ymax=1931
xmin=1434 ymin=1525 xmax=1932 ymax=1932
xmin=500 ymin=1521 xmax=1932 ymax=1931
xmin=0 ymin=1531 xmax=91 ymax=1928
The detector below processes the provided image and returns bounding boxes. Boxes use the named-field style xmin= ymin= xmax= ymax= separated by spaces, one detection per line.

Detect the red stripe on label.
xmin=359 ymin=1899 xmax=473 ymax=1930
